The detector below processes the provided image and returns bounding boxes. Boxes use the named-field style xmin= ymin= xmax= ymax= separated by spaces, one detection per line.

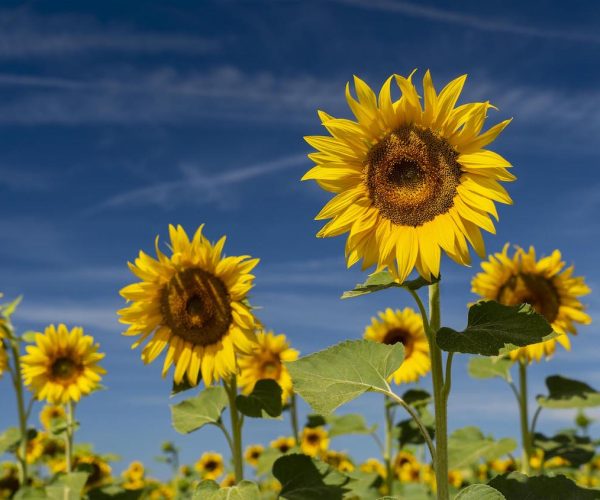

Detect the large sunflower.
xmin=237 ymin=331 xmax=299 ymax=402
xmin=303 ymin=71 xmax=513 ymax=281
xmin=119 ymin=224 xmax=259 ymax=386
xmin=364 ymin=307 xmax=430 ymax=384
xmin=21 ymin=324 xmax=105 ymax=405
xmin=472 ymin=244 xmax=591 ymax=362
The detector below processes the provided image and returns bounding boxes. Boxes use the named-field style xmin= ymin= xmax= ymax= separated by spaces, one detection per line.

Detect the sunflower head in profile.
xmin=21 ymin=324 xmax=105 ymax=405
xmin=194 ymin=452 xmax=224 ymax=480
xmin=119 ymin=224 xmax=260 ymax=386
xmin=303 ymin=71 xmax=513 ymax=282
xmin=244 ymin=444 xmax=264 ymax=467
xmin=39 ymin=405 xmax=66 ymax=431
xmin=237 ymin=331 xmax=299 ymax=402
xmin=270 ymin=436 xmax=296 ymax=454
xmin=300 ymin=426 xmax=329 ymax=457
xmin=364 ymin=307 xmax=430 ymax=384
xmin=76 ymin=454 xmax=113 ymax=491
xmin=472 ymin=244 xmax=591 ymax=362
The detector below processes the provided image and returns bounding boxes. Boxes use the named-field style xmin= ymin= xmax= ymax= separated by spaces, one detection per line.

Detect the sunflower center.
xmin=366 ymin=124 xmax=462 ymax=227
xmin=51 ymin=357 xmax=79 ymax=381
xmin=204 ymin=460 xmax=218 ymax=471
xmin=278 ymin=443 xmax=290 ymax=453
xmin=161 ymin=268 xmax=232 ymax=346
xmin=306 ymin=433 xmax=320 ymax=445
xmin=260 ymin=356 xmax=281 ymax=379
xmin=497 ymin=273 xmax=560 ymax=324
xmin=382 ymin=328 xmax=414 ymax=357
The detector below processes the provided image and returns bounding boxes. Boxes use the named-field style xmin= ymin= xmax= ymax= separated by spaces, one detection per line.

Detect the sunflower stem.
xmin=290 ymin=392 xmax=300 ymax=446
xmin=383 ymin=396 xmax=395 ymax=496
xmin=7 ymin=338 xmax=28 ymax=486
xmin=518 ymin=360 xmax=531 ymax=474
xmin=225 ymin=376 xmax=244 ymax=483
xmin=65 ymin=401 xmax=75 ymax=474
xmin=428 ymin=281 xmax=449 ymax=500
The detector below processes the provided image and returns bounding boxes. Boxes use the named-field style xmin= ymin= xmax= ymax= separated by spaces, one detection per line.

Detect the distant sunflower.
xmin=323 ymin=451 xmax=354 ymax=472
xmin=24 ymin=432 xmax=45 ymax=464
xmin=119 ymin=225 xmax=259 ymax=386
xmin=472 ymin=244 xmax=591 ymax=362
xmin=0 ymin=343 xmax=7 ymax=378
xmin=238 ymin=331 xmax=299 ymax=402
xmin=394 ymin=451 xmax=420 ymax=482
xmin=244 ymin=444 xmax=264 ymax=467
xmin=122 ymin=461 xmax=145 ymax=490
xmin=270 ymin=436 xmax=295 ymax=454
xmin=194 ymin=452 xmax=224 ymax=480
xmin=360 ymin=458 xmax=386 ymax=478
xmin=301 ymin=427 xmax=329 ymax=457
xmin=220 ymin=473 xmax=236 ymax=488
xmin=364 ymin=307 xmax=430 ymax=384
xmin=303 ymin=71 xmax=513 ymax=281
xmin=39 ymin=405 xmax=66 ymax=431
xmin=21 ymin=324 xmax=105 ymax=405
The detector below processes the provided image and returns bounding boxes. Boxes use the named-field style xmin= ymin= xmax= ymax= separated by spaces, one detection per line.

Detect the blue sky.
xmin=1 ymin=0 xmax=600 ymax=479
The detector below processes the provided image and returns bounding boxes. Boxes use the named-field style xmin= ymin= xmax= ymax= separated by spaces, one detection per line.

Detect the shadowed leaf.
xmin=341 ymin=270 xmax=439 ymax=299
xmin=170 ymin=386 xmax=228 ymax=434
xmin=488 ymin=472 xmax=599 ymax=500
xmin=236 ymin=379 xmax=283 ymax=418
xmin=537 ymin=375 xmax=600 ymax=409
xmin=533 ymin=431 xmax=595 ymax=467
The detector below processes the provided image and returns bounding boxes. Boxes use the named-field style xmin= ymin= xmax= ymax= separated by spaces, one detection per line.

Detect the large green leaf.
xmin=273 ymin=454 xmax=350 ymax=500
xmin=397 ymin=406 xmax=435 ymax=449
xmin=455 ymin=484 xmax=505 ymax=500
xmin=193 ymin=480 xmax=261 ymax=499
xmin=88 ymin=485 xmax=143 ymax=499
xmin=437 ymin=301 xmax=553 ymax=356
xmin=46 ymin=472 xmax=89 ymax=500
xmin=13 ymin=488 xmax=47 ymax=499
xmin=286 ymin=340 xmax=404 ymax=415
xmin=448 ymin=427 xmax=516 ymax=469
xmin=327 ymin=414 xmax=376 ymax=437
xmin=236 ymin=379 xmax=283 ymax=418
xmin=341 ymin=270 xmax=439 ymax=299
xmin=537 ymin=375 xmax=600 ymax=409
xmin=467 ymin=357 xmax=514 ymax=382
xmin=170 ymin=386 xmax=228 ymax=434
xmin=533 ymin=431 xmax=595 ymax=467
xmin=0 ymin=427 xmax=21 ymax=454
xmin=488 ymin=472 xmax=599 ymax=499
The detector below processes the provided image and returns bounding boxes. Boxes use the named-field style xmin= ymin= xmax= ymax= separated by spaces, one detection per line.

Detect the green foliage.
xmin=327 ymin=413 xmax=376 ymax=437
xmin=437 ymin=301 xmax=553 ymax=356
xmin=448 ymin=427 xmax=517 ymax=469
xmin=467 ymin=357 xmax=514 ymax=382
xmin=488 ymin=472 xmax=600 ymax=499
xmin=533 ymin=431 xmax=595 ymax=467
xmin=171 ymin=378 xmax=196 ymax=396
xmin=46 ymin=472 xmax=89 ymax=500
xmin=397 ymin=406 xmax=435 ymax=448
xmin=193 ymin=480 xmax=261 ymax=499
xmin=286 ymin=339 xmax=404 ymax=415
xmin=170 ymin=386 xmax=228 ymax=434
xmin=272 ymin=454 xmax=350 ymax=499
xmin=0 ymin=427 xmax=21 ymax=454
xmin=401 ymin=388 xmax=432 ymax=407
xmin=537 ymin=375 xmax=600 ymax=409
xmin=455 ymin=484 xmax=506 ymax=499
xmin=88 ymin=486 xmax=143 ymax=499
xmin=236 ymin=379 xmax=283 ymax=418
xmin=341 ymin=270 xmax=439 ymax=299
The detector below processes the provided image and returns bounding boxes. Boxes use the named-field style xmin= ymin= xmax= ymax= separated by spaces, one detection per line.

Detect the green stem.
xmin=65 ymin=402 xmax=75 ymax=474
xmin=518 ymin=360 xmax=531 ymax=474
xmin=290 ymin=392 xmax=300 ymax=446
xmin=428 ymin=282 xmax=449 ymax=500
xmin=383 ymin=396 xmax=395 ymax=496
xmin=8 ymin=339 xmax=28 ymax=486
xmin=225 ymin=376 xmax=244 ymax=483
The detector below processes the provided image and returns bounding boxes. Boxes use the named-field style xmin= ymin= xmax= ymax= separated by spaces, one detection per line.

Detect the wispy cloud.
xmin=86 ymin=153 xmax=307 ymax=214
xmin=0 ymin=8 xmax=221 ymax=58
xmin=334 ymin=0 xmax=600 ymax=44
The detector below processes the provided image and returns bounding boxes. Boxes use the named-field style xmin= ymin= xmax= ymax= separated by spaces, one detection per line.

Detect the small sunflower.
xmin=300 ymin=427 xmax=329 ymax=457
xmin=238 ymin=331 xmax=299 ymax=402
xmin=364 ymin=307 xmax=430 ymax=384
xmin=360 ymin=458 xmax=386 ymax=478
xmin=489 ymin=457 xmax=516 ymax=474
xmin=244 ymin=444 xmax=264 ymax=467
xmin=21 ymin=324 xmax=105 ymax=405
xmin=220 ymin=473 xmax=236 ymax=488
xmin=78 ymin=455 xmax=113 ymax=490
xmin=122 ymin=461 xmax=145 ymax=490
xmin=394 ymin=451 xmax=420 ymax=482
xmin=39 ymin=405 xmax=66 ymax=431
xmin=119 ymin=225 xmax=260 ymax=386
xmin=24 ymin=432 xmax=45 ymax=464
xmin=448 ymin=469 xmax=465 ymax=489
xmin=194 ymin=452 xmax=224 ymax=480
xmin=270 ymin=436 xmax=295 ymax=454
xmin=303 ymin=71 xmax=513 ymax=282
xmin=472 ymin=244 xmax=591 ymax=362
xmin=0 ymin=462 xmax=19 ymax=498
xmin=323 ymin=451 xmax=354 ymax=472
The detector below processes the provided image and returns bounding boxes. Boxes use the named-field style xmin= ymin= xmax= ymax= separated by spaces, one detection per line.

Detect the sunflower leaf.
xmin=468 ymin=356 xmax=514 ymax=382
xmin=170 ymin=386 xmax=228 ymax=434
xmin=488 ymin=472 xmax=599 ymax=500
xmin=236 ymin=379 xmax=283 ymax=419
xmin=193 ymin=480 xmax=261 ymax=500
xmin=533 ymin=431 xmax=595 ymax=467
xmin=455 ymin=484 xmax=506 ymax=500
xmin=46 ymin=472 xmax=89 ymax=500
xmin=0 ymin=427 xmax=21 ymax=454
xmin=537 ymin=375 xmax=600 ymax=409
xmin=448 ymin=427 xmax=516 ymax=469
xmin=341 ymin=270 xmax=439 ymax=299
xmin=327 ymin=414 xmax=377 ymax=437
xmin=436 ymin=301 xmax=553 ymax=356
xmin=286 ymin=340 xmax=404 ymax=415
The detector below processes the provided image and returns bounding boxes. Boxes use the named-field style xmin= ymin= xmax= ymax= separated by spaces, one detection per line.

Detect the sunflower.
xmin=360 ymin=458 xmax=386 ymax=478
xmin=489 ymin=457 xmax=517 ymax=474
xmin=244 ymin=444 xmax=264 ymax=467
xmin=24 ymin=432 xmax=45 ymax=464
xmin=303 ymin=71 xmax=513 ymax=282
xmin=0 ymin=462 xmax=19 ymax=498
xmin=21 ymin=324 xmax=105 ymax=405
xmin=78 ymin=455 xmax=113 ymax=490
xmin=39 ymin=405 xmax=66 ymax=431
xmin=364 ymin=307 xmax=430 ymax=384
xmin=448 ymin=470 xmax=465 ymax=489
xmin=270 ymin=436 xmax=296 ymax=454
xmin=122 ymin=461 xmax=145 ymax=490
xmin=238 ymin=331 xmax=299 ymax=402
xmin=195 ymin=452 xmax=224 ymax=480
xmin=220 ymin=473 xmax=236 ymax=488
xmin=300 ymin=427 xmax=329 ymax=457
xmin=472 ymin=244 xmax=591 ymax=362
xmin=323 ymin=451 xmax=354 ymax=472
xmin=394 ymin=450 xmax=420 ymax=482
xmin=119 ymin=224 xmax=260 ymax=386
xmin=0 ymin=343 xmax=7 ymax=378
